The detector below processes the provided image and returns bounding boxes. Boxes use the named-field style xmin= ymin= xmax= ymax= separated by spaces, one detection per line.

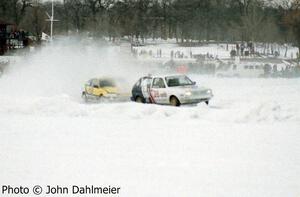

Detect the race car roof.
xmin=147 ymin=74 xmax=188 ymax=79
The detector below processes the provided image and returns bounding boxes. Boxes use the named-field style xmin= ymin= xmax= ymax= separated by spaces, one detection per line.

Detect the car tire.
xmin=170 ymin=96 xmax=180 ymax=107
xmin=205 ymin=100 xmax=209 ymax=105
xmin=97 ymin=94 xmax=104 ymax=102
xmin=135 ymin=96 xmax=144 ymax=103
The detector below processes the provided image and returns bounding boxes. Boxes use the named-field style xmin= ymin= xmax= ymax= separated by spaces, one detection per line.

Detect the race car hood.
xmin=102 ymin=87 xmax=119 ymax=94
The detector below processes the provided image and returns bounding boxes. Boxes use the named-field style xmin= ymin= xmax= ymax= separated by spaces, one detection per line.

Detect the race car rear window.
xmin=134 ymin=79 xmax=142 ymax=87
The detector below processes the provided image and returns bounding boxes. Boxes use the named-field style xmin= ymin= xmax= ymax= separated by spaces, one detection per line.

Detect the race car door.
xmin=141 ymin=77 xmax=152 ymax=101
xmin=151 ymin=77 xmax=168 ymax=104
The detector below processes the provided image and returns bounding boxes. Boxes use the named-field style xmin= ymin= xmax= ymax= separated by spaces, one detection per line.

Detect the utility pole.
xmin=50 ymin=0 xmax=54 ymax=41
xmin=46 ymin=0 xmax=59 ymax=41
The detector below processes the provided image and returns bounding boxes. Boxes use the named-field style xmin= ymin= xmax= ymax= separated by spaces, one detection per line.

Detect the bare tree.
xmin=11 ymin=0 xmax=33 ymax=25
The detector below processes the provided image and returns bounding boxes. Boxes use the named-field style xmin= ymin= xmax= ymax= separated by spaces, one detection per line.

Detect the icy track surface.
xmin=0 ymin=40 xmax=300 ymax=197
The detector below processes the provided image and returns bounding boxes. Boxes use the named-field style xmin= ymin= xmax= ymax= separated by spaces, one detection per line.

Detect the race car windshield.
xmin=100 ymin=80 xmax=115 ymax=87
xmin=165 ymin=76 xmax=193 ymax=87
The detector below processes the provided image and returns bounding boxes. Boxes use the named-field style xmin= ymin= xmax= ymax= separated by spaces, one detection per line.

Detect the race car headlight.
xmin=185 ymin=91 xmax=192 ymax=96
xmin=206 ymin=89 xmax=212 ymax=94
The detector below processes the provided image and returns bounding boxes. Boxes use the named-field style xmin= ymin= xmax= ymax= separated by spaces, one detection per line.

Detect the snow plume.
xmin=0 ymin=37 xmax=147 ymax=99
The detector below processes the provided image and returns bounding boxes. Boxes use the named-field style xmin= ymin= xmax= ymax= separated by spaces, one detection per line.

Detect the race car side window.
xmin=152 ymin=78 xmax=166 ymax=88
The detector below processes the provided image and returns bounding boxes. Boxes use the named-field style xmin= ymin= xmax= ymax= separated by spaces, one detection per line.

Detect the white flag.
xmin=41 ymin=32 xmax=50 ymax=41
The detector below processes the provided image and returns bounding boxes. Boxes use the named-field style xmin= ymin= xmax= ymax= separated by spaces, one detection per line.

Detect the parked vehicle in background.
xmin=131 ymin=74 xmax=213 ymax=106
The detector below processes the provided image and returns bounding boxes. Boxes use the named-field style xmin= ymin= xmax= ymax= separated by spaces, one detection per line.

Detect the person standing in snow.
xmin=236 ymin=43 xmax=240 ymax=56
xmin=241 ymin=43 xmax=245 ymax=56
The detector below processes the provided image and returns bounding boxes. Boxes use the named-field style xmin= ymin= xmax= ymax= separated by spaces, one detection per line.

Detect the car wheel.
xmin=135 ymin=96 xmax=144 ymax=103
xmin=98 ymin=94 xmax=104 ymax=102
xmin=170 ymin=96 xmax=180 ymax=107
xmin=205 ymin=100 xmax=209 ymax=105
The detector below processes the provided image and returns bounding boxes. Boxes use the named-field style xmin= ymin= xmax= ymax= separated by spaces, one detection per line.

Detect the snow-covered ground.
xmin=0 ymin=39 xmax=299 ymax=197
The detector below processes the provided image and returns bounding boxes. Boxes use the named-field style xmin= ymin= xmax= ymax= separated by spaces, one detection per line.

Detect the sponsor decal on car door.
xmin=151 ymin=78 xmax=168 ymax=104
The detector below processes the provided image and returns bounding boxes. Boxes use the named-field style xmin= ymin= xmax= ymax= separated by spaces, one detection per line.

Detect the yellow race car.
xmin=82 ymin=78 xmax=119 ymax=102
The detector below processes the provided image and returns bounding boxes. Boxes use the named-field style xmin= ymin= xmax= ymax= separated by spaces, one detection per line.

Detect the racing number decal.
xmin=149 ymin=89 xmax=158 ymax=103
xmin=151 ymin=90 xmax=167 ymax=98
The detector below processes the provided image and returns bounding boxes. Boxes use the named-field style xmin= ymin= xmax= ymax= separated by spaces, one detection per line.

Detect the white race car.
xmin=131 ymin=74 xmax=213 ymax=106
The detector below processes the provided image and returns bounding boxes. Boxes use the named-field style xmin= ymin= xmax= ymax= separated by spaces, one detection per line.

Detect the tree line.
xmin=0 ymin=0 xmax=300 ymax=49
